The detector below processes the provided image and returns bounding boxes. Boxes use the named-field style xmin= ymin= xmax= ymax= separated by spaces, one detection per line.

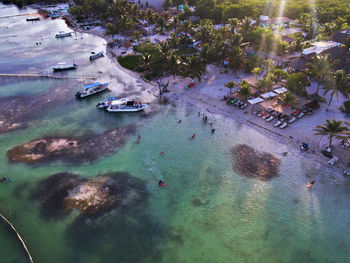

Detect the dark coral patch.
xmin=231 ymin=144 xmax=281 ymax=181
xmin=7 ymin=125 xmax=135 ymax=165
xmin=31 ymin=171 xmax=147 ymax=220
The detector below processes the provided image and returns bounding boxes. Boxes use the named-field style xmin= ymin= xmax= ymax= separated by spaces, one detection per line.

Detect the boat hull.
xmin=105 ymin=105 xmax=148 ymax=112
xmin=76 ymin=83 xmax=110 ymax=99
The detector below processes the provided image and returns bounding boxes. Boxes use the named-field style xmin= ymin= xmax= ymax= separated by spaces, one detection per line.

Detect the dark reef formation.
xmin=7 ymin=125 xmax=135 ymax=165
xmin=30 ymin=171 xmax=148 ymax=219
xmin=0 ymin=87 xmax=71 ymax=134
xmin=231 ymin=144 xmax=281 ymax=181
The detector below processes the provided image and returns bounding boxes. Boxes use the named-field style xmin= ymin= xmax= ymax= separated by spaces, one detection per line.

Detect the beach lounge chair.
xmin=297 ymin=112 xmax=305 ymax=118
xmin=288 ymin=116 xmax=297 ymax=123
xmin=240 ymin=103 xmax=247 ymax=109
xmin=262 ymin=114 xmax=270 ymax=119
xmin=266 ymin=116 xmax=274 ymax=122
xmin=274 ymin=120 xmax=282 ymax=127
xmin=279 ymin=122 xmax=288 ymax=129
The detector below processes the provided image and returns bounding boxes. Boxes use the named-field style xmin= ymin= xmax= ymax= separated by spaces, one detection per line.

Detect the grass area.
xmin=117 ymin=55 xmax=141 ymax=71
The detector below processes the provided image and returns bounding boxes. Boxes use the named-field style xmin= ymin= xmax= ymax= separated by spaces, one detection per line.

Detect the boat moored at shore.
xmin=105 ymin=100 xmax=148 ymax=112
xmin=55 ymin=31 xmax=72 ymax=38
xmin=26 ymin=17 xmax=40 ymax=21
xmin=89 ymin=51 xmax=104 ymax=60
xmin=52 ymin=62 xmax=77 ymax=71
xmin=76 ymin=82 xmax=110 ymax=99
xmin=96 ymin=97 xmax=129 ymax=109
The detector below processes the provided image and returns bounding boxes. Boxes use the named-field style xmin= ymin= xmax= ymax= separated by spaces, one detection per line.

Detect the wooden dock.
xmin=0 ymin=211 xmax=34 ymax=263
xmin=0 ymin=73 xmax=96 ymax=80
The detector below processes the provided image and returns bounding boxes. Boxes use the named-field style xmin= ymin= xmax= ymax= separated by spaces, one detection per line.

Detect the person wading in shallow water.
xmin=158 ymin=180 xmax=165 ymax=187
xmin=307 ymin=180 xmax=315 ymax=189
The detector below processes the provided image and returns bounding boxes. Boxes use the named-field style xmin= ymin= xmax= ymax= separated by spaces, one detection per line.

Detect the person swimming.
xmin=158 ymin=180 xmax=165 ymax=187
xmin=307 ymin=180 xmax=315 ymax=188
xmin=178 ymin=120 xmax=182 ymax=123
xmin=191 ymin=133 xmax=196 ymax=139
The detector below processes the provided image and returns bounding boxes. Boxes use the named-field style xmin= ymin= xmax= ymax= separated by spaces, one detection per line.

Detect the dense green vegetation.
xmin=117 ymin=55 xmax=142 ymax=71
xmin=192 ymin=0 xmax=350 ymax=24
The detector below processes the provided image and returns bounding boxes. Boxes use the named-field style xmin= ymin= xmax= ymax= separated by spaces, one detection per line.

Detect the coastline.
xmin=33 ymin=6 xmax=350 ymax=176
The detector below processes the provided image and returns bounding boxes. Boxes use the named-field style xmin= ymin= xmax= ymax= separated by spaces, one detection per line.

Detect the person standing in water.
xmin=307 ymin=180 xmax=315 ymax=189
xmin=158 ymin=180 xmax=165 ymax=187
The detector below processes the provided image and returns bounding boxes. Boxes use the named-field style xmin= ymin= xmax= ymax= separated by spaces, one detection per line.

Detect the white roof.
xmin=248 ymin=97 xmax=264 ymax=105
xmin=261 ymin=92 xmax=277 ymax=99
xmin=273 ymin=87 xmax=288 ymax=94
xmin=302 ymin=41 xmax=341 ymax=55
xmin=260 ymin=15 xmax=269 ymax=21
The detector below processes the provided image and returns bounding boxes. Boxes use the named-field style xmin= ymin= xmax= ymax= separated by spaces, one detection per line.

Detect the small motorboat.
xmin=105 ymin=100 xmax=148 ymax=112
xmin=76 ymin=82 xmax=110 ymax=99
xmin=55 ymin=31 xmax=72 ymax=38
xmin=90 ymin=51 xmax=104 ymax=60
xmin=52 ymin=62 xmax=77 ymax=71
xmin=96 ymin=97 xmax=129 ymax=109
xmin=26 ymin=17 xmax=40 ymax=21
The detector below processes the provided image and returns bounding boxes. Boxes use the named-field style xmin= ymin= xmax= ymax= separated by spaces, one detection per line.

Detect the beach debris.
xmin=7 ymin=125 xmax=135 ymax=165
xmin=231 ymin=144 xmax=281 ymax=181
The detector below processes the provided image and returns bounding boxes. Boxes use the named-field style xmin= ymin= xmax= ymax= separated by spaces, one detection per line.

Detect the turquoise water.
xmin=1 ymin=3 xmax=350 ymax=263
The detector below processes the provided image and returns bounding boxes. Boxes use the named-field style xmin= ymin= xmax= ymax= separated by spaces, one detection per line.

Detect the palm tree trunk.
xmin=328 ymin=92 xmax=334 ymax=109
xmin=316 ymin=82 xmax=320 ymax=94
xmin=329 ymin=135 xmax=333 ymax=149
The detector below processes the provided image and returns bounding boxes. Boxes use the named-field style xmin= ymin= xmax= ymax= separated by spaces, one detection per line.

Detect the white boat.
xmin=105 ymin=100 xmax=148 ymax=112
xmin=52 ymin=62 xmax=77 ymax=71
xmin=75 ymin=82 xmax=110 ymax=99
xmin=96 ymin=97 xmax=129 ymax=109
xmin=90 ymin=51 xmax=104 ymax=60
xmin=26 ymin=17 xmax=40 ymax=21
xmin=55 ymin=31 xmax=72 ymax=38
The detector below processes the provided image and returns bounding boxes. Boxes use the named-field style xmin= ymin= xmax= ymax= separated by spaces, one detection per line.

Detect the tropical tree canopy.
xmin=323 ymin=70 xmax=350 ymax=107
xmin=314 ymin=119 xmax=350 ymax=148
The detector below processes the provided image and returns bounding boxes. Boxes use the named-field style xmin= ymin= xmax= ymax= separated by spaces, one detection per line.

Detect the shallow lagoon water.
xmin=1 ymin=3 xmax=350 ymax=263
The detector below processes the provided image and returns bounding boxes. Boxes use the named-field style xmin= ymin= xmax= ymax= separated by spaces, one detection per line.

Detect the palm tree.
xmin=323 ymin=70 xmax=350 ymax=108
xmin=229 ymin=46 xmax=245 ymax=77
xmin=240 ymin=16 xmax=254 ymax=41
xmin=182 ymin=56 xmax=206 ymax=82
xmin=251 ymin=67 xmax=263 ymax=79
xmin=278 ymin=92 xmax=298 ymax=107
xmin=314 ymin=119 xmax=350 ymax=149
xmin=263 ymin=58 xmax=275 ymax=74
xmin=168 ymin=54 xmax=182 ymax=78
xmin=225 ymin=80 xmax=236 ymax=95
xmin=307 ymin=54 xmax=335 ymax=94
xmin=139 ymin=53 xmax=153 ymax=72
xmin=238 ymin=85 xmax=251 ymax=98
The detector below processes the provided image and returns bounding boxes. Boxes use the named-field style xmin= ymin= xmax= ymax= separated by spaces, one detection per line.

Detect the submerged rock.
xmin=7 ymin=125 xmax=135 ymax=165
xmin=0 ymin=87 xmax=72 ymax=134
xmin=31 ymin=171 xmax=148 ymax=219
xmin=231 ymin=144 xmax=281 ymax=181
